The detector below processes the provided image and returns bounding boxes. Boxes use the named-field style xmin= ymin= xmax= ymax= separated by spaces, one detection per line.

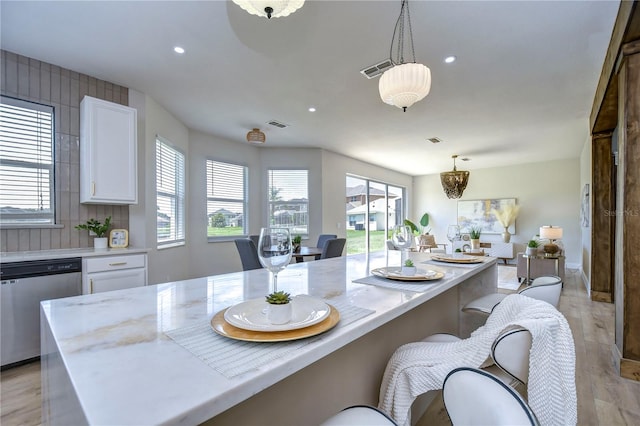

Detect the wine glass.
xmin=391 ymin=225 xmax=413 ymax=264
xmin=257 ymin=227 xmax=292 ymax=292
xmin=446 ymin=225 xmax=461 ymax=254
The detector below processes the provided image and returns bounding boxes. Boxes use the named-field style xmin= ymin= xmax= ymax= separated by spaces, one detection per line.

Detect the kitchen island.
xmin=40 ymin=250 xmax=497 ymax=425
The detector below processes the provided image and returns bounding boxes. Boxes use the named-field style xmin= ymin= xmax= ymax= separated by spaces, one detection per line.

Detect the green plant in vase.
xmin=265 ymin=290 xmax=292 ymax=325
xmin=265 ymin=290 xmax=292 ymax=305
xmin=469 ymin=226 xmax=482 ymax=250
xmin=526 ymin=239 xmax=539 ymax=256
xmin=292 ymin=235 xmax=302 ymax=252
xmin=401 ymin=258 xmax=416 ymax=276
xmin=75 ymin=216 xmax=112 ymax=249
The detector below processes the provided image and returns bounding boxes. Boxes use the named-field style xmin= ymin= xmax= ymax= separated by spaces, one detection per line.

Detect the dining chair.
xmin=320 ymin=405 xmax=397 ymax=426
xmin=234 ymin=239 xmax=263 ymax=271
xmin=248 ymin=234 xmax=259 ymax=248
xmin=443 ymin=367 xmax=540 ymax=426
xmin=317 ymin=234 xmax=338 ymax=250
xmin=320 ymin=238 xmax=346 ymax=259
xmin=462 ymin=275 xmax=562 ymax=316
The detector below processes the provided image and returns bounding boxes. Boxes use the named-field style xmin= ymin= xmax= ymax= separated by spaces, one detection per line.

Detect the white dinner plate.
xmin=224 ymin=295 xmax=331 ymax=332
xmin=371 ymin=267 xmax=445 ymax=281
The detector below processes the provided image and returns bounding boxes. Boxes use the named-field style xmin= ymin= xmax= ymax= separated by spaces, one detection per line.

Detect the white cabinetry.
xmin=82 ymin=253 xmax=147 ymax=294
xmin=80 ymin=96 xmax=137 ymax=204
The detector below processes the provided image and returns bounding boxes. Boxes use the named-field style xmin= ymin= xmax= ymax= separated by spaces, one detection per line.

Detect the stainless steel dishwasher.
xmin=1 ymin=257 xmax=82 ymax=368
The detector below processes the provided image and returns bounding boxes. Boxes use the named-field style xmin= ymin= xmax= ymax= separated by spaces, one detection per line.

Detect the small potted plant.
xmin=526 ymin=239 xmax=539 ymax=256
xmin=265 ymin=290 xmax=292 ymax=324
xmin=292 ymin=235 xmax=302 ymax=253
xmin=75 ymin=216 xmax=112 ymax=249
xmin=469 ymin=226 xmax=482 ymax=250
xmin=401 ymin=259 xmax=416 ymax=276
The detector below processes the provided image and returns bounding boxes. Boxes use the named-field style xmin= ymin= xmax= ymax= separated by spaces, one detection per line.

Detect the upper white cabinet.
xmin=80 ymin=96 xmax=138 ymax=204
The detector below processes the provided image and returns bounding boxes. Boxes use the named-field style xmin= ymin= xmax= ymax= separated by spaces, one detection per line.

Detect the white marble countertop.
xmin=0 ymin=247 xmax=149 ymax=263
xmin=41 ymin=251 xmax=496 ymax=425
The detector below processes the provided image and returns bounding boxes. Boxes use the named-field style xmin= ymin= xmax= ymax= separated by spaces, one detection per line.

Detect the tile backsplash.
xmin=1 ymin=50 xmax=130 ymax=252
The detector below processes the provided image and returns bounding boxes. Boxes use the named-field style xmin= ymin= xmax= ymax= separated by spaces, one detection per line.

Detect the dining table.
xmin=292 ymin=245 xmax=323 ymax=262
xmin=40 ymin=250 xmax=497 ymax=426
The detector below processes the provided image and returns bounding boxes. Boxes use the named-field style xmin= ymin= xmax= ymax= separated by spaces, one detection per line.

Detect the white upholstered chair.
xmin=443 ymin=367 xmax=540 ymax=426
xmin=320 ymin=405 xmax=397 ymax=426
xmin=462 ymin=275 xmax=562 ymax=316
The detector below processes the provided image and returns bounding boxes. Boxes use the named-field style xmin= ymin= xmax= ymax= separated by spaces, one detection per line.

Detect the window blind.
xmin=206 ymin=160 xmax=247 ymax=238
xmin=268 ymin=169 xmax=309 ymax=236
xmin=0 ymin=96 xmax=55 ymax=225
xmin=156 ymin=137 xmax=185 ymax=246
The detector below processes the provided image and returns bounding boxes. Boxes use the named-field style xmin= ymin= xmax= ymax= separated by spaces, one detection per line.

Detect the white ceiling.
xmin=0 ymin=0 xmax=619 ymax=176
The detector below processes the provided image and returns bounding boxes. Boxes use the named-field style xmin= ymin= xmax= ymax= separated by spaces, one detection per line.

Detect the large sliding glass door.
xmin=345 ymin=175 xmax=406 ymax=254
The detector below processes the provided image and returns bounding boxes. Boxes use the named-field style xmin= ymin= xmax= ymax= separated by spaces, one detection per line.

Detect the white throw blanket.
xmin=378 ymin=294 xmax=576 ymax=426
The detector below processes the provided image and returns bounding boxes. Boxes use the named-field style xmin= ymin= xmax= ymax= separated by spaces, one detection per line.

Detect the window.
xmin=156 ymin=137 xmax=185 ymax=247
xmin=0 ymin=96 xmax=54 ymax=225
xmin=206 ymin=160 xmax=247 ymax=239
xmin=268 ymin=169 xmax=309 ymax=236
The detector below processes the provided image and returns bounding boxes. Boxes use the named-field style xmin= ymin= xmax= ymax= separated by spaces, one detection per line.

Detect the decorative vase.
xmin=501 ymin=227 xmax=511 ymax=243
xmin=471 ymin=239 xmax=480 ymax=250
xmin=94 ymin=237 xmax=108 ymax=249
xmin=526 ymin=246 xmax=537 ymax=256
xmin=401 ymin=266 xmax=416 ymax=276
xmin=267 ymin=303 xmax=292 ymax=324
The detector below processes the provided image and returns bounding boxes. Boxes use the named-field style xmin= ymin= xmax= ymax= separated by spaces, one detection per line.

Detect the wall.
xmin=128 ymin=91 xmax=190 ymax=285
xmin=579 ymin=136 xmax=592 ymax=291
xmin=412 ymin=159 xmax=582 ymax=267
xmin=0 ymin=50 xmax=129 ymax=252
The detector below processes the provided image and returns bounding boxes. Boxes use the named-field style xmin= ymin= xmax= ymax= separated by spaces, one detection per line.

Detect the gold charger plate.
xmin=371 ymin=267 xmax=444 ymax=282
xmin=211 ymin=305 xmax=340 ymax=342
xmin=431 ymin=255 xmax=485 ymax=264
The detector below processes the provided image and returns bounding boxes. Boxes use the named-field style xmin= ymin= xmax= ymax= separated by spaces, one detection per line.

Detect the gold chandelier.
xmin=232 ymin=0 xmax=305 ymax=19
xmin=378 ymin=0 xmax=431 ymax=111
xmin=440 ymin=155 xmax=469 ymax=199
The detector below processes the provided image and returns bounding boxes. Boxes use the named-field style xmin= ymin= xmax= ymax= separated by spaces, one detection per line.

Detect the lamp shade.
xmin=379 ymin=63 xmax=431 ymax=111
xmin=232 ymin=0 xmax=304 ymax=19
xmin=540 ymin=226 xmax=563 ymax=240
xmin=246 ymin=128 xmax=266 ymax=144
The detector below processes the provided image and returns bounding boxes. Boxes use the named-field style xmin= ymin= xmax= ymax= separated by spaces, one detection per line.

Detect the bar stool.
xmin=320 ymin=405 xmax=397 ymax=425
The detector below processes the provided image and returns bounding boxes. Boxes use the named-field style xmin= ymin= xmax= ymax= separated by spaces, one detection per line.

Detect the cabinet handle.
xmin=91 ymin=181 xmax=95 ymax=196
xmin=109 ymin=262 xmax=127 ymax=266
xmin=90 ymin=278 xmax=93 ymax=294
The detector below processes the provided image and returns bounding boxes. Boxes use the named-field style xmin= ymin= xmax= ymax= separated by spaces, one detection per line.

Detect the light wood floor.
xmin=2 ymin=267 xmax=640 ymax=426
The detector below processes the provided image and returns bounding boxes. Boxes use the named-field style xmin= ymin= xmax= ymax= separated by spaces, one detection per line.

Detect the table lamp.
xmin=539 ymin=225 xmax=563 ymax=256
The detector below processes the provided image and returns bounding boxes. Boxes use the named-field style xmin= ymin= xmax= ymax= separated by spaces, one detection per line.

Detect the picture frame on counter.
xmin=109 ymin=229 xmax=129 ymax=248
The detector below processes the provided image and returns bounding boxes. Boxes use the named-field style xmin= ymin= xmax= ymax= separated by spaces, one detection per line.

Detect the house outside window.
xmin=206 ymin=159 xmax=247 ymax=240
xmin=268 ymin=169 xmax=308 ymax=237
xmin=156 ymin=137 xmax=185 ymax=247
xmin=0 ymin=96 xmax=55 ymax=225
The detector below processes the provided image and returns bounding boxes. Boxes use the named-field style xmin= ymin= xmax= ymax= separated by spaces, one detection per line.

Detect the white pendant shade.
xmin=232 ymin=0 xmax=304 ymax=19
xmin=379 ymin=63 xmax=431 ymax=110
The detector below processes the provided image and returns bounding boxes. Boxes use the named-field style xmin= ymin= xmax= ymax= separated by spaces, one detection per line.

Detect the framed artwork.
xmin=581 ymin=184 xmax=590 ymax=227
xmin=457 ymin=198 xmax=517 ymax=234
xmin=109 ymin=229 xmax=129 ymax=248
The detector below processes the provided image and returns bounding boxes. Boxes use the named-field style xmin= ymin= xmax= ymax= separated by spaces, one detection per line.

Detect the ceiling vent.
xmin=267 ymin=120 xmax=288 ymax=129
xmin=428 ymin=137 xmax=442 ymax=144
xmin=360 ymin=59 xmax=394 ymax=79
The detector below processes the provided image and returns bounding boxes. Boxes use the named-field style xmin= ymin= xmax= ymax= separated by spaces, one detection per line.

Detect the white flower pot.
xmin=94 ymin=237 xmax=108 ymax=250
xmin=267 ymin=303 xmax=292 ymax=324
xmin=401 ymin=266 xmax=416 ymax=276
xmin=471 ymin=239 xmax=480 ymax=250
xmin=526 ymin=246 xmax=537 ymax=256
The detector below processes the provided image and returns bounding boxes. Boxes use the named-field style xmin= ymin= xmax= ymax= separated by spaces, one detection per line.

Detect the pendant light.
xmin=232 ymin=0 xmax=305 ymax=19
xmin=246 ymin=128 xmax=266 ymax=144
xmin=440 ymin=155 xmax=470 ymax=199
xmin=379 ymin=0 xmax=431 ymax=111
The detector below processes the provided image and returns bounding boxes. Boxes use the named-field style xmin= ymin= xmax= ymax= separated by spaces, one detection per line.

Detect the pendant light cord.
xmin=389 ymin=0 xmax=417 ymax=66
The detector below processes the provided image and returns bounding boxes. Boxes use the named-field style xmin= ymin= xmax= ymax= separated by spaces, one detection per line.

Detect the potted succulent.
xmin=265 ymin=290 xmax=292 ymax=324
xmin=292 ymin=234 xmax=302 ymax=253
xmin=75 ymin=216 xmax=112 ymax=249
xmin=469 ymin=226 xmax=482 ymax=250
xmin=526 ymin=239 xmax=539 ymax=256
xmin=401 ymin=259 xmax=416 ymax=276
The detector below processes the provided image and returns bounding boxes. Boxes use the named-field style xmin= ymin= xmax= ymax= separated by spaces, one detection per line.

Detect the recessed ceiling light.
xmin=174 ymin=46 xmax=185 ymax=54
xmin=308 ymin=107 xmax=316 ymax=112
xmin=444 ymin=55 xmax=456 ymax=64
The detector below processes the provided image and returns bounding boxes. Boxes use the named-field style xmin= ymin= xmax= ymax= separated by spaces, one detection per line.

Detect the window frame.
xmin=206 ymin=158 xmax=248 ymax=242
xmin=267 ymin=168 xmax=309 ymax=237
xmin=0 ymin=95 xmax=56 ymax=227
xmin=155 ymin=136 xmax=185 ymax=248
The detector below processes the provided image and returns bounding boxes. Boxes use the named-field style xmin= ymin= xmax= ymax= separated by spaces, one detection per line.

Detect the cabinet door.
xmin=86 ymin=268 xmax=146 ymax=294
xmin=80 ymin=96 xmax=137 ymax=204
